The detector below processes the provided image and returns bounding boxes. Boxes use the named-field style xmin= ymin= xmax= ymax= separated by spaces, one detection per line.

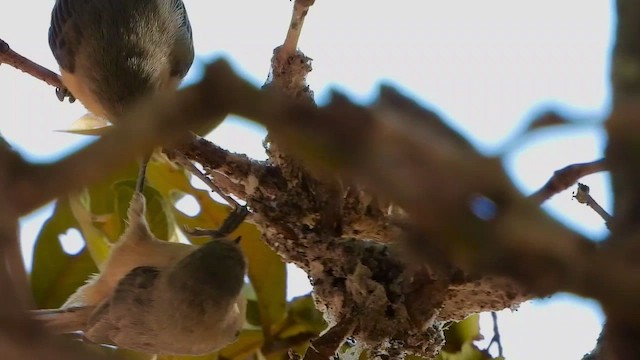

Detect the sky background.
xmin=0 ymin=0 xmax=613 ymax=358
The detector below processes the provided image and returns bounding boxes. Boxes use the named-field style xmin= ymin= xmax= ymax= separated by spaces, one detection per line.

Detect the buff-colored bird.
xmin=34 ymin=192 xmax=247 ymax=355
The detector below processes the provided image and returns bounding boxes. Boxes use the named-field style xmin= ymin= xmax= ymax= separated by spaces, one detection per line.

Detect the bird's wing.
xmin=168 ymin=0 xmax=195 ymax=79
xmin=31 ymin=306 xmax=94 ymax=334
xmin=84 ymin=266 xmax=162 ymax=352
xmin=48 ymin=0 xmax=82 ymax=72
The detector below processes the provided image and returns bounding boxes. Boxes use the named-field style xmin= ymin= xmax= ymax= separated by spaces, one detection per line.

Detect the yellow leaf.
xmin=55 ymin=113 xmax=113 ymax=136
xmin=238 ymin=223 xmax=287 ymax=337
xmin=112 ymin=349 xmax=157 ymax=360
xmin=157 ymin=352 xmax=218 ymax=360
xmin=68 ymin=192 xmax=112 ymax=269
xmin=146 ymin=157 xmax=229 ymax=227
xmin=218 ymin=330 xmax=264 ymax=360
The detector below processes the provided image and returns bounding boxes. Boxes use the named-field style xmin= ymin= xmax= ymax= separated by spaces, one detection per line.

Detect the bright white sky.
xmin=0 ymin=0 xmax=612 ymax=359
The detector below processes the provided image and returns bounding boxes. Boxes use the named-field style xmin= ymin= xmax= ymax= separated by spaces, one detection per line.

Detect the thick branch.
xmin=177 ymin=67 xmax=640 ymax=319
xmin=0 ymin=142 xmax=115 ymax=359
xmin=5 ymin=58 xmax=619 ymax=356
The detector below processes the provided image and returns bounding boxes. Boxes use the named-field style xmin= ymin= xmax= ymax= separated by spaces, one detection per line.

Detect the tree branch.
xmin=279 ymin=0 xmax=315 ymax=62
xmin=0 ymin=38 xmax=65 ymax=92
xmin=529 ymin=159 xmax=607 ymax=204
xmin=573 ymin=183 xmax=612 ymax=228
xmin=0 ymin=137 xmax=115 ymax=359
xmin=1 ymin=1 xmax=628 ymax=358
xmin=11 ymin=56 xmax=636 ymax=357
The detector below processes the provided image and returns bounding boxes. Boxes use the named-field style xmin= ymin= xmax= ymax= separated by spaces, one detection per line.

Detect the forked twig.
xmin=485 ymin=312 xmax=504 ymax=358
xmin=529 ymin=159 xmax=606 ymax=204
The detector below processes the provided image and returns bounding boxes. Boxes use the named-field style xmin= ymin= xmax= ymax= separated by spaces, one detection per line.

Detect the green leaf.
xmin=31 ymin=199 xmax=98 ymax=308
xmin=437 ymin=343 xmax=493 ymax=360
xmin=435 ymin=315 xmax=500 ymax=360
xmin=275 ymin=295 xmax=326 ymax=339
xmin=441 ymin=315 xmax=481 ymax=353
xmin=246 ymin=298 xmax=263 ymax=327
xmin=257 ymin=295 xmax=326 ymax=359
xmin=289 ymin=296 xmax=326 ymax=331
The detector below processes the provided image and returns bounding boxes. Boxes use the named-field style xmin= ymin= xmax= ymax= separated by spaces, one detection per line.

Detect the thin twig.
xmin=486 ymin=312 xmax=504 ymax=358
xmin=169 ymin=150 xmax=242 ymax=209
xmin=0 ymin=38 xmax=64 ymax=90
xmin=279 ymin=0 xmax=315 ymax=62
xmin=267 ymin=0 xmax=314 ymax=100
xmin=573 ymin=183 xmax=612 ymax=228
xmin=173 ymin=135 xmax=280 ymax=201
xmin=529 ymin=159 xmax=607 ymax=204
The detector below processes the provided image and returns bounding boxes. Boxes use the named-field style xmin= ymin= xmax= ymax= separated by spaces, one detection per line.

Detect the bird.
xmin=49 ymin=0 xmax=194 ymax=120
xmin=34 ymin=192 xmax=248 ymax=355
xmin=48 ymin=0 xmax=196 ymax=191
xmin=40 ymin=0 xmax=249 ymax=354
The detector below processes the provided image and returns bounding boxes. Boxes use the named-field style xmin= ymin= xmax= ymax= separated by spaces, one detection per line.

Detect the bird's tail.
xmin=31 ymin=306 xmax=91 ymax=334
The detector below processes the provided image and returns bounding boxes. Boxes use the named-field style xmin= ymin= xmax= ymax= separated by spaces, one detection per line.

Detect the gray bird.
xmin=49 ymin=0 xmax=194 ymax=120
xmin=49 ymin=0 xmax=196 ymax=190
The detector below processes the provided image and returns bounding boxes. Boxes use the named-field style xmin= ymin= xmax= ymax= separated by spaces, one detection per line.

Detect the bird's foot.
xmin=55 ymin=86 xmax=76 ymax=103
xmin=184 ymin=205 xmax=249 ymax=239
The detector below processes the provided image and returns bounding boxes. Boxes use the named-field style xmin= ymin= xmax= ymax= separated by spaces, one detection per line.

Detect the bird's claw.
xmin=56 ymin=86 xmax=76 ymax=103
xmin=184 ymin=206 xmax=249 ymax=239
xmin=217 ymin=205 xmax=249 ymax=236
